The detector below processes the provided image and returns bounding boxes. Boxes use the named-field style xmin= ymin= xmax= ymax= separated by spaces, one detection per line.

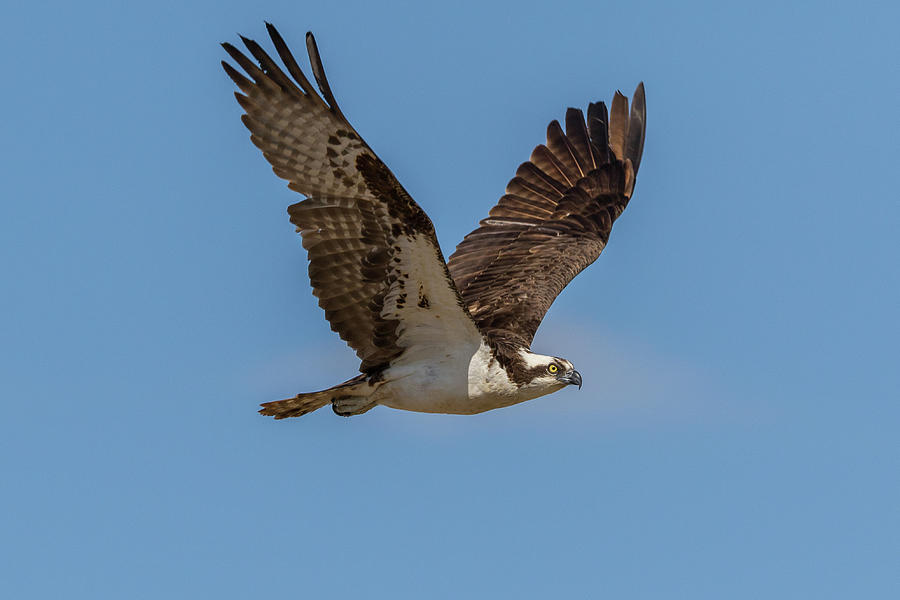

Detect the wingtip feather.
xmin=625 ymin=82 xmax=647 ymax=175
xmin=304 ymin=31 xmax=346 ymax=121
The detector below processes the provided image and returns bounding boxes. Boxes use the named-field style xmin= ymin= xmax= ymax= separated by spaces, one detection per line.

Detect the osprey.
xmin=222 ymin=24 xmax=646 ymax=418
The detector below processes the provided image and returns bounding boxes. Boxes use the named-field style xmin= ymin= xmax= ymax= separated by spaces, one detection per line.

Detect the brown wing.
xmin=447 ymin=84 xmax=646 ymax=347
xmin=222 ymin=25 xmax=480 ymax=373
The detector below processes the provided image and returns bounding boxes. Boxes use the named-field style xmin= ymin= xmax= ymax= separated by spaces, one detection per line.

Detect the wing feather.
xmin=545 ymin=120 xmax=583 ymax=182
xmin=625 ymin=82 xmax=647 ymax=174
xmin=608 ymin=91 xmax=629 ymax=161
xmin=564 ymin=108 xmax=596 ymax=171
xmin=447 ymin=86 xmax=647 ymax=346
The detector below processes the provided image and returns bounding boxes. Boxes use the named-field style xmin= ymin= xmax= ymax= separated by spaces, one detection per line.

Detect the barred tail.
xmin=259 ymin=390 xmax=333 ymax=419
xmin=259 ymin=374 xmax=374 ymax=419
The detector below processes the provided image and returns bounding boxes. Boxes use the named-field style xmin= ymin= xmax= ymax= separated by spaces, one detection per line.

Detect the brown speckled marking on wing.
xmin=222 ymin=25 xmax=477 ymax=373
xmin=448 ymin=84 xmax=646 ymax=347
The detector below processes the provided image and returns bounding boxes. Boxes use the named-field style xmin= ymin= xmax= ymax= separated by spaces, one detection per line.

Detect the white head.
xmin=512 ymin=349 xmax=582 ymax=399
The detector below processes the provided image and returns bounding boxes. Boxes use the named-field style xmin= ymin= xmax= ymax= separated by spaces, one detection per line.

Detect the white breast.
xmin=368 ymin=236 xmax=561 ymax=414
xmin=377 ymin=340 xmax=529 ymax=414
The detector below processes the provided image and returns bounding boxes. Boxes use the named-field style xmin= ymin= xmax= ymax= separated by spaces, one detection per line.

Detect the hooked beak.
xmin=558 ymin=369 xmax=582 ymax=389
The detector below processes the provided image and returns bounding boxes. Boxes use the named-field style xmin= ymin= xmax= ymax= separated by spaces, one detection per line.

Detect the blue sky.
xmin=1 ymin=0 xmax=897 ymax=597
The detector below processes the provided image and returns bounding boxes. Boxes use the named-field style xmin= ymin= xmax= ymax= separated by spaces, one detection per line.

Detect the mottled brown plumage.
xmin=222 ymin=24 xmax=468 ymax=376
xmin=447 ymin=86 xmax=646 ymax=347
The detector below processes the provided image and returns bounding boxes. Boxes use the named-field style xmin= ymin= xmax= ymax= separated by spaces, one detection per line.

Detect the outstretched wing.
xmin=447 ymin=85 xmax=646 ymax=347
xmin=222 ymin=24 xmax=480 ymax=373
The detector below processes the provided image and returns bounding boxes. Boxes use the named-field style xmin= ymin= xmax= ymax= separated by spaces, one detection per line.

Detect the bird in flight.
xmin=222 ymin=24 xmax=646 ymax=418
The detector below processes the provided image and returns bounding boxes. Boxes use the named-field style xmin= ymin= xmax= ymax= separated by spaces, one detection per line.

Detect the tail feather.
xmin=260 ymin=374 xmax=371 ymax=419
xmin=260 ymin=390 xmax=333 ymax=419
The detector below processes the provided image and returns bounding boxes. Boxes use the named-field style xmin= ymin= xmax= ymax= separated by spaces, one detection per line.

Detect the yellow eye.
xmin=548 ymin=364 xmax=558 ymax=374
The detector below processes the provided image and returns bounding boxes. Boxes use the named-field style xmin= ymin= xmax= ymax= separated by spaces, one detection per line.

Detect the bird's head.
xmin=515 ymin=349 xmax=582 ymax=397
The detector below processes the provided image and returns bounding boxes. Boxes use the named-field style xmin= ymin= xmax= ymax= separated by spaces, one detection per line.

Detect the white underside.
xmin=373 ymin=340 xmax=565 ymax=414
xmin=348 ymin=234 xmax=565 ymax=414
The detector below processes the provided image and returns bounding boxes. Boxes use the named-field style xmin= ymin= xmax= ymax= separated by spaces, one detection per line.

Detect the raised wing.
xmin=222 ymin=24 xmax=481 ymax=373
xmin=447 ymin=85 xmax=646 ymax=347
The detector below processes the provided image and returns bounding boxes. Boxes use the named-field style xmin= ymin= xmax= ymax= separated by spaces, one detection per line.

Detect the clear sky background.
xmin=1 ymin=0 xmax=897 ymax=598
